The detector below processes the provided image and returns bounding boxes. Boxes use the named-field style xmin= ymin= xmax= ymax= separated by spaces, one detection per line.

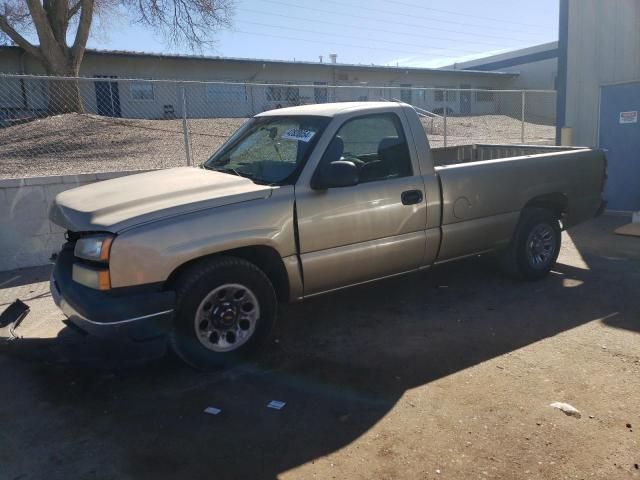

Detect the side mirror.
xmin=311 ymin=161 xmax=359 ymax=190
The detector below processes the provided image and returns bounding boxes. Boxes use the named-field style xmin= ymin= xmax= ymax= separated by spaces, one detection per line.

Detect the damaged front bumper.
xmin=51 ymin=246 xmax=175 ymax=341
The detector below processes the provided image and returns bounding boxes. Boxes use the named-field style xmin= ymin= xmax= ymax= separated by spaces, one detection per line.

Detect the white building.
xmin=0 ymin=47 xmax=520 ymax=119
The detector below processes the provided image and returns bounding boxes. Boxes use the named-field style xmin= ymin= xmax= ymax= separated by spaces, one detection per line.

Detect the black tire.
xmin=168 ymin=256 xmax=277 ymax=370
xmin=500 ymin=207 xmax=561 ymax=281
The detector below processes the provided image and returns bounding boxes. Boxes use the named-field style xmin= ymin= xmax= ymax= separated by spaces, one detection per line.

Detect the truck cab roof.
xmin=256 ymin=101 xmax=405 ymax=118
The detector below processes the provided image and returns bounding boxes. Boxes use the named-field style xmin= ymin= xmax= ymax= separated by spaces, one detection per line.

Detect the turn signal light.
xmin=72 ymin=264 xmax=111 ymax=290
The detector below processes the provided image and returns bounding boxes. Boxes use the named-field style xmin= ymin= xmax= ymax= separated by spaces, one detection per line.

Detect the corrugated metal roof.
xmin=88 ymin=48 xmax=518 ymax=76
xmin=452 ymin=41 xmax=559 ymax=70
xmin=0 ymin=46 xmax=518 ymax=77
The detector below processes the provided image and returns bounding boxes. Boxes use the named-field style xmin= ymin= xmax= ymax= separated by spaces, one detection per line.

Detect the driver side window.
xmin=321 ymin=113 xmax=413 ymax=183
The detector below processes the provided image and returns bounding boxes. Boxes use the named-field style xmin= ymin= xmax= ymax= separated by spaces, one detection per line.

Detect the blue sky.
xmin=88 ymin=0 xmax=559 ymax=68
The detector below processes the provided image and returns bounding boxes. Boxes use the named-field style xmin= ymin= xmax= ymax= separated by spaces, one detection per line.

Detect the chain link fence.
xmin=0 ymin=74 xmax=556 ymax=179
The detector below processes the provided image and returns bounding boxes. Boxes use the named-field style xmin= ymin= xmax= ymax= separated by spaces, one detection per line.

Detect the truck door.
xmin=295 ymin=112 xmax=427 ymax=295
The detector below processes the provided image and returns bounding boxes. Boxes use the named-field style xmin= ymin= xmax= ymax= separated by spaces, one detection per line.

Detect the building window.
xmin=337 ymin=73 xmax=348 ymax=81
xmin=206 ymin=84 xmax=246 ymax=103
xmin=314 ymin=82 xmax=328 ymax=103
xmin=131 ymin=81 xmax=154 ymax=100
xmin=206 ymin=84 xmax=219 ymax=102
xmin=266 ymin=86 xmax=281 ymax=101
xmin=400 ymin=84 xmax=412 ymax=104
xmin=286 ymin=87 xmax=300 ymax=103
xmin=475 ymin=90 xmax=495 ymax=102
xmin=266 ymin=86 xmax=299 ymax=103
xmin=434 ymin=88 xmax=456 ymax=102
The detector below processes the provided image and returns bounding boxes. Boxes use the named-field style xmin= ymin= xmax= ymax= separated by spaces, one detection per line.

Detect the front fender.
xmin=109 ymin=187 xmax=296 ymax=288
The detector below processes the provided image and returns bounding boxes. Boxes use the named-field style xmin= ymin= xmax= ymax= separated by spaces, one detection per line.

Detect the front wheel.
xmin=500 ymin=208 xmax=562 ymax=281
xmin=169 ymin=257 xmax=277 ymax=369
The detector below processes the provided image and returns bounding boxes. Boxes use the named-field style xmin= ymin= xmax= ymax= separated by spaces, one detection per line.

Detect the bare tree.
xmin=0 ymin=0 xmax=233 ymax=113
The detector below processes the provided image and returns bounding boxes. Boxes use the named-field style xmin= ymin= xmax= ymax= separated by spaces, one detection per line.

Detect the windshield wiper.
xmin=218 ymin=167 xmax=241 ymax=176
xmin=214 ymin=167 xmax=257 ymax=181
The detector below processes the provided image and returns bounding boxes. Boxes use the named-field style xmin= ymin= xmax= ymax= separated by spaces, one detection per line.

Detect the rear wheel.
xmin=169 ymin=257 xmax=277 ymax=369
xmin=500 ymin=207 xmax=561 ymax=281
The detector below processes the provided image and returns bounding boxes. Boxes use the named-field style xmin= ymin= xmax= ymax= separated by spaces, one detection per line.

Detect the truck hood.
xmin=49 ymin=167 xmax=272 ymax=232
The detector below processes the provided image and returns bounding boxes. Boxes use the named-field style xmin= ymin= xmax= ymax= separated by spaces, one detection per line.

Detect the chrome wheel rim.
xmin=194 ymin=283 xmax=260 ymax=352
xmin=526 ymin=223 xmax=556 ymax=268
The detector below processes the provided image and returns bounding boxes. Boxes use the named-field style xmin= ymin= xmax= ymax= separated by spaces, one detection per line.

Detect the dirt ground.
xmin=0 ymin=113 xmax=555 ymax=179
xmin=0 ymin=215 xmax=638 ymax=480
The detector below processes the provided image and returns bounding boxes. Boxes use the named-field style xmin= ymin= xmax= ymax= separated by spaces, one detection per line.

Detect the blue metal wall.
xmin=599 ymin=81 xmax=640 ymax=211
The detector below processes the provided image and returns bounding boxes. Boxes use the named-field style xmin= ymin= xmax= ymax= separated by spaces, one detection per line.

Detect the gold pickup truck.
xmin=49 ymin=102 xmax=607 ymax=368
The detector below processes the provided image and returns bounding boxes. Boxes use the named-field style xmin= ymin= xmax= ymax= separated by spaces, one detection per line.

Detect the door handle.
xmin=401 ymin=189 xmax=424 ymax=205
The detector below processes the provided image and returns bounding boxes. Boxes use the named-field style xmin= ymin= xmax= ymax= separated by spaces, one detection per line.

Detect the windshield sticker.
xmin=281 ymin=128 xmax=316 ymax=142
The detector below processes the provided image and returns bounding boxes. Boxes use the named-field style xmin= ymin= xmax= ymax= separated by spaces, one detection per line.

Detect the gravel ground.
xmin=0 ymin=113 xmax=555 ymax=179
xmin=0 ymin=114 xmax=245 ymax=179
xmin=1 ymin=215 xmax=638 ymax=479
xmin=423 ymin=115 xmax=556 ymax=148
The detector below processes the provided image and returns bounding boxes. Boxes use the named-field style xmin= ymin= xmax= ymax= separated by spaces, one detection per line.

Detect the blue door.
xmin=599 ymin=82 xmax=640 ymax=211
xmin=94 ymin=76 xmax=121 ymax=118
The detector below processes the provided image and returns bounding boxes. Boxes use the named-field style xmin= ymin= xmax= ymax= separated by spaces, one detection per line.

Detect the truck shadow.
xmin=1 ymin=217 xmax=638 ymax=480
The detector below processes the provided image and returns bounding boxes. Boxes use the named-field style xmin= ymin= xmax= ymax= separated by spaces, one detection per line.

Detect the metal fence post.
xmin=521 ymin=90 xmax=526 ymax=144
xmin=181 ymin=84 xmax=193 ymax=166
xmin=443 ymin=89 xmax=448 ymax=147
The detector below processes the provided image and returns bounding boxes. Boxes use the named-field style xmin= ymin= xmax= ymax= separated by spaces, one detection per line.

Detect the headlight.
xmin=74 ymin=234 xmax=114 ymax=262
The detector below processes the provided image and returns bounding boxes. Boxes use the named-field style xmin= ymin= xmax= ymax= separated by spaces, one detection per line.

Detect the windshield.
xmin=204 ymin=115 xmax=330 ymax=185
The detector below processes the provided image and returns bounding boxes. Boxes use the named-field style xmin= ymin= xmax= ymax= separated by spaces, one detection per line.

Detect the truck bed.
xmin=431 ymin=143 xmax=605 ymax=262
xmin=432 ymin=144 xmax=586 ymax=167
